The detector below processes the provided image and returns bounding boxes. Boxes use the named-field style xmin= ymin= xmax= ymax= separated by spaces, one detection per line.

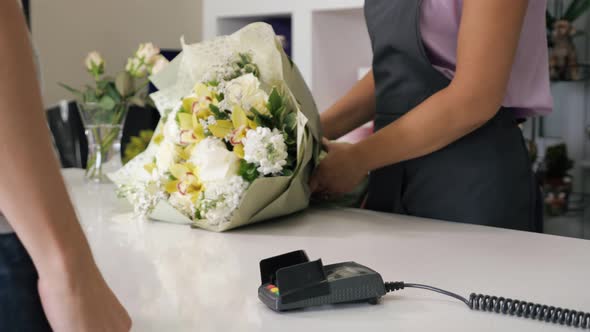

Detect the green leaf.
xmin=98 ymin=95 xmax=116 ymax=111
xmin=104 ymin=82 xmax=122 ymax=104
xmin=209 ymin=104 xmax=229 ymax=120
xmin=268 ymin=88 xmax=282 ymax=115
xmin=96 ymin=80 xmax=110 ymax=91
xmin=84 ymin=89 xmax=98 ymax=103
xmin=129 ymin=95 xmax=146 ymax=108
xmin=238 ymin=160 xmax=260 ymax=182
xmin=250 ymin=107 xmax=273 ymax=128
xmin=546 ymin=10 xmax=555 ymax=30
xmin=58 ymin=82 xmax=84 ymax=99
xmin=283 ymin=112 xmax=297 ymax=132
xmin=239 ymin=53 xmax=252 ymax=66
xmin=115 ymin=71 xmax=134 ymax=97
xmin=564 ymin=0 xmax=590 ymax=22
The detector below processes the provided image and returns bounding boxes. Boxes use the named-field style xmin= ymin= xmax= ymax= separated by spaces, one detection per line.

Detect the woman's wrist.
xmin=350 ymin=140 xmax=376 ymax=175
xmin=33 ymin=221 xmax=97 ymax=284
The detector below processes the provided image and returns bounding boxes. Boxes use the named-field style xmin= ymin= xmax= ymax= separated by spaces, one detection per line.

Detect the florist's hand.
xmin=310 ymin=139 xmax=368 ymax=195
xmin=38 ymin=259 xmax=132 ymax=332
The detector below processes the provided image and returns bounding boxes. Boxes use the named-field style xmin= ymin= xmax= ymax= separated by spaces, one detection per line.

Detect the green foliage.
xmin=115 ymin=71 xmax=135 ymax=97
xmin=209 ymin=104 xmax=230 ymax=120
xmin=238 ymin=160 xmax=260 ymax=182
xmin=249 ymin=107 xmax=273 ymax=128
xmin=223 ymin=52 xmax=261 ymax=81
xmin=547 ymin=0 xmax=590 ymax=28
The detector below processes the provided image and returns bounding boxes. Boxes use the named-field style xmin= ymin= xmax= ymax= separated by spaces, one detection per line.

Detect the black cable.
xmin=385 ymin=281 xmax=590 ymax=329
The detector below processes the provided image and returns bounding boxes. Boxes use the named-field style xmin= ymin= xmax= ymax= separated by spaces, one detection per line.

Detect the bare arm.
xmin=0 ymin=1 xmax=130 ymax=330
xmin=312 ymin=0 xmax=529 ymax=193
xmin=354 ymin=0 xmax=528 ymax=172
xmin=320 ymin=70 xmax=376 ymax=140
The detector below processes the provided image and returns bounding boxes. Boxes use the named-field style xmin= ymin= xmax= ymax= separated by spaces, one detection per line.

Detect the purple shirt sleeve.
xmin=420 ymin=0 xmax=553 ymax=117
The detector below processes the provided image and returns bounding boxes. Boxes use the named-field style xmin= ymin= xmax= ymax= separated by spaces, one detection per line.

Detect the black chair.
xmin=46 ymin=101 xmax=160 ymax=169
xmin=46 ymin=101 xmax=87 ymax=168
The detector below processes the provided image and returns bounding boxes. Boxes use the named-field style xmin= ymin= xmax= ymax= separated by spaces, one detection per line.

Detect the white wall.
xmin=31 ymin=0 xmax=203 ymax=107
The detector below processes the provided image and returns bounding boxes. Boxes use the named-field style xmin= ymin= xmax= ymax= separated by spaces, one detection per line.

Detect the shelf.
xmin=311 ymin=8 xmax=372 ymax=112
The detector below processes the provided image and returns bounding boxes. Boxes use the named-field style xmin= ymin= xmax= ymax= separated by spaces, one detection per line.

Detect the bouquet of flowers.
xmin=109 ymin=23 xmax=321 ymax=231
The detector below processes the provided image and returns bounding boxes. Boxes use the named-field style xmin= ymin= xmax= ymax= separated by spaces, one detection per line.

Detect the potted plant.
xmin=540 ymin=143 xmax=574 ymax=216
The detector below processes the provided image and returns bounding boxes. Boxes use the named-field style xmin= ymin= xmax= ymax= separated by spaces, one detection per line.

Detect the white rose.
xmin=151 ymin=55 xmax=169 ymax=75
xmin=224 ymin=73 xmax=269 ymax=113
xmin=191 ymin=138 xmax=240 ymax=182
xmin=136 ymin=42 xmax=160 ymax=64
xmin=84 ymin=51 xmax=105 ymax=74
xmin=126 ymin=57 xmax=148 ymax=78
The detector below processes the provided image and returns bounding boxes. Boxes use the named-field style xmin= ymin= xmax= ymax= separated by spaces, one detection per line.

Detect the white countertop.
xmin=63 ymin=169 xmax=590 ymax=332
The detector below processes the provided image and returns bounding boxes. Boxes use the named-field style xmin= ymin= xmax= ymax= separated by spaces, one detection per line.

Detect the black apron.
xmin=364 ymin=0 xmax=540 ymax=231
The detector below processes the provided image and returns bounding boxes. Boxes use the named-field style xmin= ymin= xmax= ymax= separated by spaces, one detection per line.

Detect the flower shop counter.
xmin=63 ymin=169 xmax=590 ymax=332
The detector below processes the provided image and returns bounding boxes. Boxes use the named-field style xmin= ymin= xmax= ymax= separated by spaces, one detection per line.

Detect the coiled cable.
xmin=385 ymin=281 xmax=590 ymax=329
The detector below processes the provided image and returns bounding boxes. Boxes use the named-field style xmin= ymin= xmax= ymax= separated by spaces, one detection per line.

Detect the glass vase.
xmin=78 ymin=102 xmax=129 ymax=183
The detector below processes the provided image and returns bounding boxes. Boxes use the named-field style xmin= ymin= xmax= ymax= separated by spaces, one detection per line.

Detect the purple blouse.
xmin=420 ymin=0 xmax=553 ymax=117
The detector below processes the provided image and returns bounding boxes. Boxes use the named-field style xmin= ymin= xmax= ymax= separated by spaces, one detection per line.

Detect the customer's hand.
xmin=310 ymin=139 xmax=368 ymax=195
xmin=38 ymin=258 xmax=131 ymax=332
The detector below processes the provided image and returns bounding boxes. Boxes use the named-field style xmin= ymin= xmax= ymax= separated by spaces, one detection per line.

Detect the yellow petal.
xmin=153 ymin=133 xmax=164 ymax=145
xmin=170 ymin=164 xmax=189 ymax=180
xmin=165 ymin=180 xmax=180 ymax=194
xmin=182 ymin=97 xmax=198 ymax=113
xmin=232 ymin=105 xmax=249 ymax=129
xmin=196 ymin=107 xmax=213 ymax=120
xmin=194 ymin=124 xmax=205 ymax=141
xmin=176 ymin=145 xmax=192 ymax=161
xmin=189 ymin=191 xmax=201 ymax=203
xmin=247 ymin=119 xmax=258 ymax=129
xmin=209 ymin=120 xmax=234 ymax=139
xmin=233 ymin=144 xmax=245 ymax=158
xmin=194 ymin=83 xmax=212 ymax=98
xmin=143 ymin=162 xmax=156 ymax=174
xmin=178 ymin=113 xmax=193 ymax=130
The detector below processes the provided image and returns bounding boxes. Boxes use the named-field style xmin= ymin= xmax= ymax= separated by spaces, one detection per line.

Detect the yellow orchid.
xmin=164 ymin=163 xmax=203 ymax=203
xmin=207 ymin=105 xmax=260 ymax=158
xmin=182 ymin=83 xmax=218 ymax=120
xmin=177 ymin=112 xmax=206 ymax=147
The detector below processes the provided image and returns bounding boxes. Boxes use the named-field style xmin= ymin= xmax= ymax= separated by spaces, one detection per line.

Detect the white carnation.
xmin=190 ymin=138 xmax=240 ymax=182
xmin=199 ymin=176 xmax=249 ymax=225
xmin=243 ymin=127 xmax=288 ymax=176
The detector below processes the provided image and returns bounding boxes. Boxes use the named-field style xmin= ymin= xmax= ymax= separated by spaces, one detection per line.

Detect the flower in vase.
xmin=84 ymin=51 xmax=105 ymax=77
xmin=126 ymin=57 xmax=149 ymax=78
xmin=136 ymin=42 xmax=161 ymax=64
xmin=151 ymin=55 xmax=169 ymax=75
